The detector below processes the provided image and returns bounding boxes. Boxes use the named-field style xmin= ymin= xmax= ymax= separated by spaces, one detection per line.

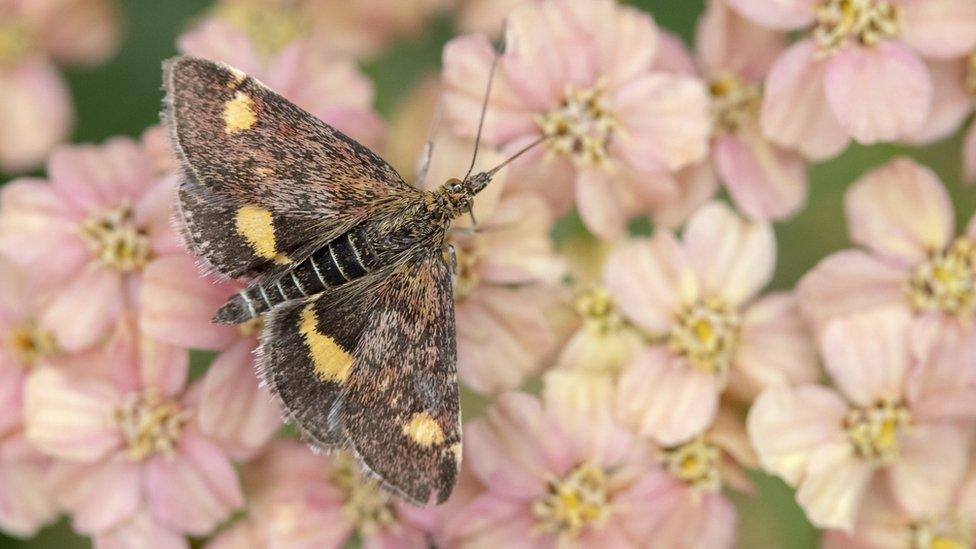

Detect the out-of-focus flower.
xmin=23 ymin=317 xmax=246 ymax=544
xmin=822 ymin=453 xmax=976 ymax=549
xmin=140 ymin=255 xmax=281 ymax=461
xmin=445 ymin=372 xmax=656 ymax=547
xmin=555 ymin=285 xmax=646 ymax=375
xmin=0 ymin=137 xmax=180 ymax=352
xmin=179 ymin=17 xmax=385 ymax=149
xmin=797 ymin=157 xmax=976 ymax=346
xmin=422 ymin=134 xmax=564 ymax=394
xmin=726 ymin=0 xmax=976 ymax=156
xmin=606 ymin=201 xmax=818 ymax=445
xmin=0 ymin=0 xmax=120 ymax=172
xmin=748 ymin=308 xmax=975 ymax=531
xmin=205 ymin=439 xmax=451 ymax=549
xmin=443 ymin=0 xmax=710 ymax=239
xmin=691 ymin=0 xmax=809 ymax=220
xmin=456 ymin=0 xmax=527 ymax=35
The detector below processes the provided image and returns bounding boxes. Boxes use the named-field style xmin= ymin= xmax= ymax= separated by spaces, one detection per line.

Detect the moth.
xmin=163 ymin=55 xmax=537 ymax=504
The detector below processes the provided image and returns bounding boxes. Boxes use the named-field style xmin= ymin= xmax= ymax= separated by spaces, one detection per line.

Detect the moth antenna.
xmin=463 ymin=28 xmax=504 ymax=182
xmin=416 ymin=98 xmax=444 ymax=187
xmin=486 ymin=134 xmax=547 ymax=177
xmin=468 ymin=208 xmax=478 ymax=228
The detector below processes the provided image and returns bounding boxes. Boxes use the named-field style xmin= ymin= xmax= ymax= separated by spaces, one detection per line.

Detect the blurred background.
xmin=1 ymin=0 xmax=972 ymax=547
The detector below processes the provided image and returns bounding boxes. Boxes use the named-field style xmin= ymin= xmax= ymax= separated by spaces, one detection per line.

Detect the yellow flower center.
xmin=911 ymin=517 xmax=971 ymax=549
xmin=907 ymin=238 xmax=976 ymax=318
xmin=669 ymin=299 xmax=741 ymax=376
xmin=115 ymin=392 xmax=189 ymax=461
xmin=537 ymin=80 xmax=617 ymax=168
xmin=80 ymin=205 xmax=153 ymax=272
xmin=0 ymin=21 xmax=32 ymax=68
xmin=661 ymin=436 xmax=722 ymax=492
xmin=574 ymin=286 xmax=626 ymax=335
xmin=7 ymin=320 xmax=58 ymax=367
xmin=814 ymin=0 xmax=900 ymax=54
xmin=216 ymin=1 xmax=309 ymax=57
xmin=533 ymin=462 xmax=611 ymax=538
xmin=845 ymin=400 xmax=911 ymax=465
xmin=709 ymin=72 xmax=761 ymax=135
xmin=330 ymin=452 xmax=397 ymax=537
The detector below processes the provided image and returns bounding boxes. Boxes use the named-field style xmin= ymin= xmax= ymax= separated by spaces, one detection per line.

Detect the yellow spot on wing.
xmin=223 ymin=91 xmax=257 ymax=133
xmin=235 ymin=205 xmax=290 ymax=263
xmin=299 ymin=304 xmax=353 ymax=383
xmin=403 ymin=412 xmax=445 ymax=447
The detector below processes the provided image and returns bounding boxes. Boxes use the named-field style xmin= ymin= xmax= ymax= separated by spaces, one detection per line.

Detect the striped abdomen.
xmin=215 ymin=228 xmax=378 ymax=323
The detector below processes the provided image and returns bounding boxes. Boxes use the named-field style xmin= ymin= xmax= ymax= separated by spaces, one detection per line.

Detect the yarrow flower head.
xmin=0 ymin=137 xmax=180 ymax=352
xmin=748 ymin=307 xmax=976 ymax=531
xmin=606 ymin=201 xmax=818 ymax=445
xmin=443 ymin=0 xmax=711 ymax=239
xmin=727 ymin=0 xmax=976 ymax=157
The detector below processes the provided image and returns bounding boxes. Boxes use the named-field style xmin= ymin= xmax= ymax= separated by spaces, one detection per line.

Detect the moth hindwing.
xmin=164 ymin=55 xmax=463 ymax=504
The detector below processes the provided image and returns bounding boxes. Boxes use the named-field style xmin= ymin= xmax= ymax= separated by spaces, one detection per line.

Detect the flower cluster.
xmin=0 ymin=0 xmax=974 ymax=548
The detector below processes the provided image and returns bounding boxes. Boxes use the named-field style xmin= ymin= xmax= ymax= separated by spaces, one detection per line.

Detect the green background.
xmin=1 ymin=1 xmax=972 ymax=547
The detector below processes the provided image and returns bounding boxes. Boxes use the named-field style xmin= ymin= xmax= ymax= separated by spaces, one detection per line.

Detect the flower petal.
xmin=543 ymin=370 xmax=632 ymax=466
xmin=575 ymin=169 xmax=629 ymax=240
xmin=908 ymin=59 xmax=972 ymax=144
xmin=747 ymin=385 xmax=848 ymax=484
xmin=714 ymin=132 xmax=807 ymax=221
xmin=760 ymin=40 xmax=851 ymax=160
xmin=888 ymin=424 xmax=971 ymax=519
xmin=796 ymin=442 xmax=874 ymax=531
xmin=40 ymin=265 xmax=124 ymax=353
xmin=616 ymin=348 xmax=719 ymax=446
xmin=0 ymin=60 xmax=73 ymax=172
xmin=177 ymin=19 xmax=262 ymax=76
xmin=696 ymin=0 xmax=788 ymax=80
xmin=51 ymin=459 xmax=141 ymax=533
xmin=845 ymin=157 xmax=954 ymax=265
xmin=94 ymin=511 xmax=188 ymax=549
xmin=899 ymin=0 xmax=976 ymax=59
xmin=907 ymin=329 xmax=976 ymax=422
xmin=824 ymin=42 xmax=932 ymax=144
xmin=49 ymin=137 xmax=155 ymax=213
xmin=0 ymin=458 xmax=57 ymax=537
xmin=965 ymin=121 xmax=976 ymax=185
xmin=724 ymin=0 xmax=817 ymax=30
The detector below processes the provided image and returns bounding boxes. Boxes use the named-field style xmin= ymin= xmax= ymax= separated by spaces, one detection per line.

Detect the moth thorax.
xmin=114 ymin=391 xmax=190 ymax=461
xmin=330 ymin=452 xmax=397 ymax=536
xmin=80 ymin=204 xmax=153 ymax=272
xmin=7 ymin=320 xmax=58 ymax=368
xmin=532 ymin=462 xmax=611 ymax=538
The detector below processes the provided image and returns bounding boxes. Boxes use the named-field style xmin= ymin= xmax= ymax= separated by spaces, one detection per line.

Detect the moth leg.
xmin=443 ymin=243 xmax=457 ymax=275
xmin=415 ymin=99 xmax=444 ymax=188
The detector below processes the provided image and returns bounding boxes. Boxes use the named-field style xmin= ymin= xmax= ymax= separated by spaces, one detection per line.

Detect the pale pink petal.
xmin=198 ymin=340 xmax=280 ymax=460
xmin=33 ymin=0 xmax=121 ymax=66
xmin=621 ymin=472 xmax=736 ymax=547
xmin=555 ymin=325 xmax=645 ymax=374
xmin=824 ymin=42 xmax=932 ymax=144
xmin=576 ymin=0 xmax=659 ymax=85
xmin=146 ymin=432 xmax=244 ymax=535
xmin=696 ymin=0 xmax=788 ymax=80
xmin=0 ymin=361 xmax=24 ymax=436
xmin=796 ymin=250 xmax=908 ymax=334
xmin=39 ymin=265 xmax=124 ymax=352
xmin=888 ymin=424 xmax=971 ymax=519
xmin=138 ymin=332 xmax=189 ymax=398
xmin=0 ymin=459 xmax=57 ymax=537
xmin=650 ymin=162 xmax=719 ymax=229
xmin=653 ymin=30 xmax=698 ymax=76
xmin=94 ymin=511 xmax=188 ymax=549
xmin=908 ymin=59 xmax=972 ymax=144
xmin=796 ymin=442 xmax=875 ymax=531
xmin=603 ymin=233 xmax=698 ymax=333
xmin=616 ymin=348 xmax=719 ymax=446
xmin=612 ymin=73 xmax=711 ymax=173
xmin=51 ymin=459 xmax=141 ymax=533
xmin=543 ymin=370 xmax=632 ymax=467
xmin=747 ymin=385 xmax=848 ymax=484
xmin=24 ymin=368 xmax=122 ymax=462
xmin=204 ymin=519 xmax=264 ymax=549
xmin=724 ymin=0 xmax=817 ymax=30
xmin=845 ymin=157 xmax=954 ymax=265
xmin=731 ymin=293 xmax=819 ymax=400
xmin=49 ymin=137 xmax=155 ymax=213
xmin=575 ymin=169 xmax=628 ymax=240
xmin=761 ymin=40 xmax=851 ymax=160
xmin=177 ymin=19 xmax=262 ymax=76
xmin=134 ymin=176 xmax=181 ymax=258
xmin=683 ymin=201 xmax=775 ymax=305
xmin=899 ymin=0 xmax=976 ymax=59
xmin=140 ymin=256 xmax=238 ymax=351
xmin=475 ymin=193 xmax=563 ymax=285
xmin=714 ymin=132 xmax=807 ymax=221
xmin=0 ymin=59 xmax=73 ymax=172
xmin=447 ymin=494 xmax=543 ymax=549
xmin=264 ymin=493 xmax=353 ymax=549
xmin=821 ymin=307 xmax=911 ymax=405
xmin=908 ymin=328 xmax=976 ymax=421
xmin=965 ymin=121 xmax=976 ymax=184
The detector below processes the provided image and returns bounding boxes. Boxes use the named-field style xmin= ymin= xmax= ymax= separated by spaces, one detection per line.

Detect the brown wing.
xmin=337 ymin=251 xmax=460 ymax=505
xmin=164 ymin=56 xmax=418 ymax=278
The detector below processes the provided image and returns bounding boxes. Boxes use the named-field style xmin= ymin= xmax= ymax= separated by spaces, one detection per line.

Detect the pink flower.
xmin=796 ymin=157 xmax=976 ymax=345
xmin=442 ymin=0 xmax=710 ymax=239
xmin=179 ymin=17 xmax=385 ymax=149
xmin=691 ymin=0 xmax=809 ymax=220
xmin=0 ymin=137 xmax=180 ymax=352
xmin=606 ymin=201 xmax=818 ymax=445
xmin=728 ymin=0 xmax=976 ymax=155
xmin=205 ymin=439 xmax=448 ymax=549
xmin=422 ymin=135 xmax=565 ymax=394
xmin=748 ymin=307 xmax=975 ymax=531
xmin=0 ymin=433 xmax=58 ymax=538
xmin=446 ymin=372 xmax=656 ymax=547
xmin=456 ymin=0 xmax=525 ymax=35
xmin=23 ymin=317 xmax=246 ymax=542
xmin=0 ymin=0 xmax=120 ymax=172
